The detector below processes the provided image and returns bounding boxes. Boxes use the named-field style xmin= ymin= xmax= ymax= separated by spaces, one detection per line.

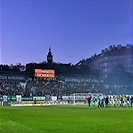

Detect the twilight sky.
xmin=0 ymin=0 xmax=132 ymax=65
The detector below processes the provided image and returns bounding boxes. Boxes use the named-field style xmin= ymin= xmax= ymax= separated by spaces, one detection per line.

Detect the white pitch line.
xmin=8 ymin=118 xmax=32 ymax=131
xmin=8 ymin=118 xmax=15 ymax=126
xmin=15 ymin=122 xmax=32 ymax=130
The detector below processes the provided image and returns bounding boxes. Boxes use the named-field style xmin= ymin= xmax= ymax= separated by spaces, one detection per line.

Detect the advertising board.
xmin=35 ymin=69 xmax=55 ymax=79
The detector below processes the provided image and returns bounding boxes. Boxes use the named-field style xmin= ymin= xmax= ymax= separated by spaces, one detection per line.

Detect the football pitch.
xmin=0 ymin=105 xmax=132 ymax=133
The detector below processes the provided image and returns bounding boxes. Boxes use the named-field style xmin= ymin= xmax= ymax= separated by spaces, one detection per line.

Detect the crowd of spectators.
xmin=0 ymin=79 xmax=98 ymax=97
xmin=0 ymin=78 xmax=132 ymax=97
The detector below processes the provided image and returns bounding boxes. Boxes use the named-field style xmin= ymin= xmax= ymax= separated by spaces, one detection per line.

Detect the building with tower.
xmin=47 ymin=47 xmax=53 ymax=65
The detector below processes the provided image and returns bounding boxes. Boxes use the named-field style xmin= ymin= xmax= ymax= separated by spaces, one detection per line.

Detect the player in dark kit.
xmin=34 ymin=98 xmax=37 ymax=104
xmin=86 ymin=95 xmax=92 ymax=108
xmin=105 ymin=96 xmax=109 ymax=108
xmin=131 ymin=96 xmax=133 ymax=107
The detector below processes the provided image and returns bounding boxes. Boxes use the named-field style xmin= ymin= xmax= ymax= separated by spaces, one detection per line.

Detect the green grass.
xmin=0 ymin=105 xmax=132 ymax=133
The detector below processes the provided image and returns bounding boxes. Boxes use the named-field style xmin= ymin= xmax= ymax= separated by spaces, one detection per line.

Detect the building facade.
xmin=86 ymin=44 xmax=132 ymax=78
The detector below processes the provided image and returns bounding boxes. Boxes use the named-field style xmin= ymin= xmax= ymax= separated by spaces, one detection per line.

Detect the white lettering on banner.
xmin=62 ymin=96 xmax=86 ymax=100
xmin=51 ymin=96 xmax=57 ymax=101
xmin=33 ymin=96 xmax=45 ymax=100
xmin=3 ymin=95 xmax=8 ymax=102
xmin=0 ymin=75 xmax=25 ymax=80
xmin=64 ymin=78 xmax=103 ymax=83
xmin=16 ymin=95 xmax=22 ymax=101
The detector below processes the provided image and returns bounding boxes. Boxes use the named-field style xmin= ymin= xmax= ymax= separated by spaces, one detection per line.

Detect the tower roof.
xmin=48 ymin=47 xmax=52 ymax=56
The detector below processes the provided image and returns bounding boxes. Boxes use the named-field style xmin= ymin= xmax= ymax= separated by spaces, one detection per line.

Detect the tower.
xmin=47 ymin=47 xmax=53 ymax=64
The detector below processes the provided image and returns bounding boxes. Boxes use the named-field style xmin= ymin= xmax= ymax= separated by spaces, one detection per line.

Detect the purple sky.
xmin=0 ymin=0 xmax=132 ymax=65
